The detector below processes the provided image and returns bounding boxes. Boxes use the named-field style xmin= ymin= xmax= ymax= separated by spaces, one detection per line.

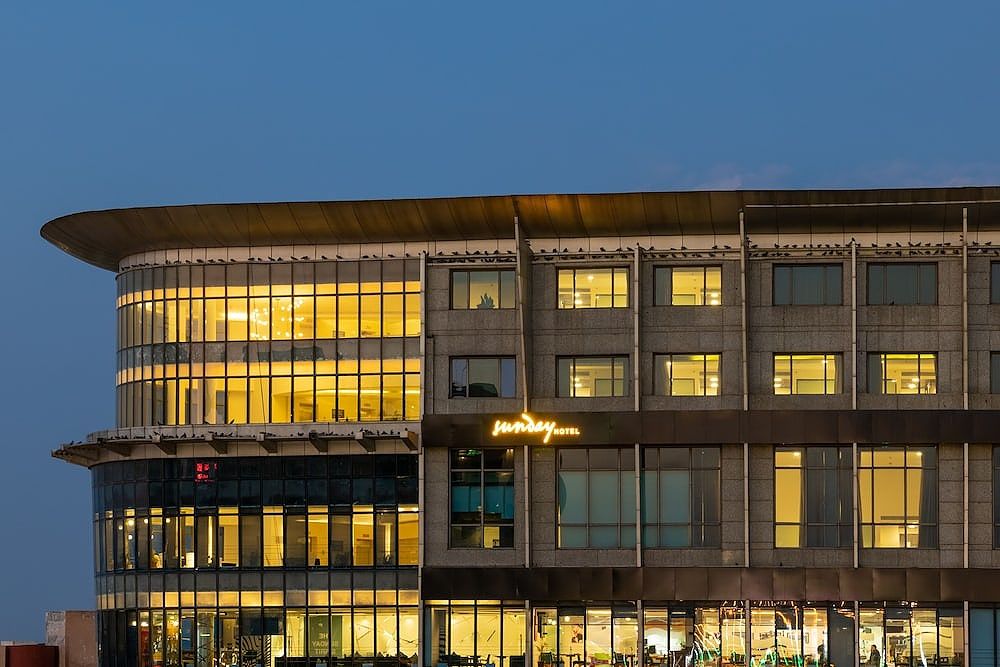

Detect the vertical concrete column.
xmin=633 ymin=246 xmax=641 ymax=411
xmin=514 ymin=216 xmax=533 ymax=568
xmin=417 ymin=448 xmax=425 ymax=667
xmin=417 ymin=251 xmax=427 ymax=667
xmin=962 ymin=208 xmax=970 ymax=667
xmin=739 ymin=210 xmax=750 ymax=567
xmin=851 ymin=241 xmax=860 ymax=569
xmin=962 ymin=207 xmax=970 ymax=570
xmin=633 ymin=247 xmax=642 ymax=566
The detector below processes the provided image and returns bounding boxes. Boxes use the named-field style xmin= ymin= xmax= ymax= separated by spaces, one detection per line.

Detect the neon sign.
xmin=490 ymin=413 xmax=581 ymax=444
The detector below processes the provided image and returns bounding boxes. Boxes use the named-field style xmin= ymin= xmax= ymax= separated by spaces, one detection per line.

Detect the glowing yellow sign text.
xmin=490 ymin=413 xmax=581 ymax=444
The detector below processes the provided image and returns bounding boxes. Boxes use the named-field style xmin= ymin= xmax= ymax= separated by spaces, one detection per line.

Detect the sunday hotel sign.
xmin=490 ymin=413 xmax=581 ymax=444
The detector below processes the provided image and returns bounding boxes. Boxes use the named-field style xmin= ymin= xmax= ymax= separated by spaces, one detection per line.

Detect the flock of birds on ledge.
xmin=117 ymin=238 xmax=1000 ymax=270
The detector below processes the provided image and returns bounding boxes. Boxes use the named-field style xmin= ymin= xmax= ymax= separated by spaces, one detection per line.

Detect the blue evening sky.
xmin=1 ymin=1 xmax=999 ymax=640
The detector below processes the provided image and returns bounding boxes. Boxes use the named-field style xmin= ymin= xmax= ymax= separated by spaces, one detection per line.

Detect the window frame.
xmin=449 ymin=267 xmax=517 ymax=310
xmin=448 ymin=448 xmax=516 ymax=549
xmin=993 ymin=447 xmax=1000 ymax=549
xmin=653 ymin=265 xmax=723 ymax=306
xmin=772 ymin=263 xmax=844 ymax=306
xmin=640 ymin=446 xmax=721 ymax=548
xmin=556 ymin=266 xmax=629 ymax=309
xmin=991 ymin=352 xmax=1000 ymax=394
xmin=653 ymin=353 xmax=721 ymax=397
xmin=556 ymin=355 xmax=629 ymax=398
xmin=867 ymin=352 xmax=938 ymax=395
xmin=772 ymin=353 xmax=841 ymax=395
xmin=449 ymin=356 xmax=517 ymax=399
xmin=858 ymin=445 xmax=938 ymax=549
xmin=556 ymin=448 xmax=636 ymax=549
xmin=773 ymin=446 xmax=853 ymax=549
xmin=866 ymin=262 xmax=938 ymax=305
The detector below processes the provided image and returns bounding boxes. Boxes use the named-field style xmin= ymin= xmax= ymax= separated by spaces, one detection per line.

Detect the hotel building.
xmin=44 ymin=187 xmax=1000 ymax=667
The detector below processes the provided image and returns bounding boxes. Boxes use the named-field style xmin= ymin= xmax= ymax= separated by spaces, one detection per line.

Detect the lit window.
xmin=450 ymin=357 xmax=516 ymax=398
xmin=450 ymin=449 xmax=515 ymax=548
xmin=868 ymin=353 xmax=937 ymax=394
xmin=557 ymin=356 xmax=628 ymax=397
xmin=867 ymin=262 xmax=937 ymax=305
xmin=858 ymin=446 xmax=937 ymax=548
xmin=773 ymin=354 xmax=839 ymax=395
xmin=654 ymin=354 xmax=720 ymax=396
xmin=773 ymin=264 xmax=842 ymax=305
xmin=654 ymin=266 xmax=722 ymax=306
xmin=557 ymin=267 xmax=628 ymax=309
xmin=774 ymin=447 xmax=852 ymax=548
xmin=451 ymin=269 xmax=516 ymax=310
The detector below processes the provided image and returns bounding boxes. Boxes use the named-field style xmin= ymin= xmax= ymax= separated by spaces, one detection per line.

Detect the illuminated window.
xmin=640 ymin=447 xmax=720 ymax=547
xmin=450 ymin=357 xmax=516 ymax=398
xmin=773 ymin=263 xmax=842 ymax=305
xmin=868 ymin=353 xmax=937 ymax=394
xmin=654 ymin=266 xmax=722 ymax=306
xmin=867 ymin=262 xmax=937 ymax=305
xmin=774 ymin=447 xmax=852 ymax=548
xmin=450 ymin=449 xmax=515 ymax=548
xmin=858 ymin=446 xmax=937 ymax=548
xmin=424 ymin=603 xmax=526 ymax=667
xmin=557 ymin=356 xmax=628 ymax=397
xmin=557 ymin=267 xmax=628 ymax=309
xmin=451 ymin=269 xmax=516 ymax=309
xmin=115 ymin=261 xmax=421 ymax=427
xmin=654 ymin=354 xmax=720 ymax=396
xmin=773 ymin=354 xmax=839 ymax=395
xmin=557 ymin=448 xmax=635 ymax=548
xmin=860 ymin=606 xmax=963 ymax=667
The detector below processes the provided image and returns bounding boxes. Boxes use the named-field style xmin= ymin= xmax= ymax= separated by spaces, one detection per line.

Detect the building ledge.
xmin=51 ymin=422 xmax=420 ymax=467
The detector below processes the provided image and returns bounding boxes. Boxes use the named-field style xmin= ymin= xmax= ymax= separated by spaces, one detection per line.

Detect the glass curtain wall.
xmin=859 ymin=606 xmax=962 ymax=667
xmin=423 ymin=602 xmax=527 ymax=667
xmin=92 ymin=456 xmax=419 ymax=574
xmin=115 ymin=260 xmax=421 ymax=427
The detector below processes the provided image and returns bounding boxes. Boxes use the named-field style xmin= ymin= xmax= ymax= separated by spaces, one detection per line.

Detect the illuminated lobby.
xmin=44 ymin=188 xmax=1000 ymax=667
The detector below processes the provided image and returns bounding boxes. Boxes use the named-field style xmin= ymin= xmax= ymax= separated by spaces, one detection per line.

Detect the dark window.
xmin=774 ymin=447 xmax=852 ymax=548
xmin=992 ymin=353 xmax=1000 ymax=394
xmin=557 ymin=356 xmax=628 ymax=397
xmin=449 ymin=449 xmax=515 ymax=548
xmin=773 ymin=264 xmax=843 ymax=305
xmin=867 ymin=262 xmax=937 ymax=305
xmin=641 ymin=447 xmax=720 ymax=547
xmin=451 ymin=269 xmax=516 ymax=310
xmin=992 ymin=262 xmax=1000 ymax=304
xmin=557 ymin=448 xmax=636 ymax=548
xmin=994 ymin=448 xmax=1000 ymax=548
xmin=450 ymin=357 xmax=516 ymax=398
xmin=859 ymin=446 xmax=937 ymax=548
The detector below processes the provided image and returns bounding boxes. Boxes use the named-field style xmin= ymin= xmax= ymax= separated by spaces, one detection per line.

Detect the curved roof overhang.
xmin=41 ymin=187 xmax=1000 ymax=271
